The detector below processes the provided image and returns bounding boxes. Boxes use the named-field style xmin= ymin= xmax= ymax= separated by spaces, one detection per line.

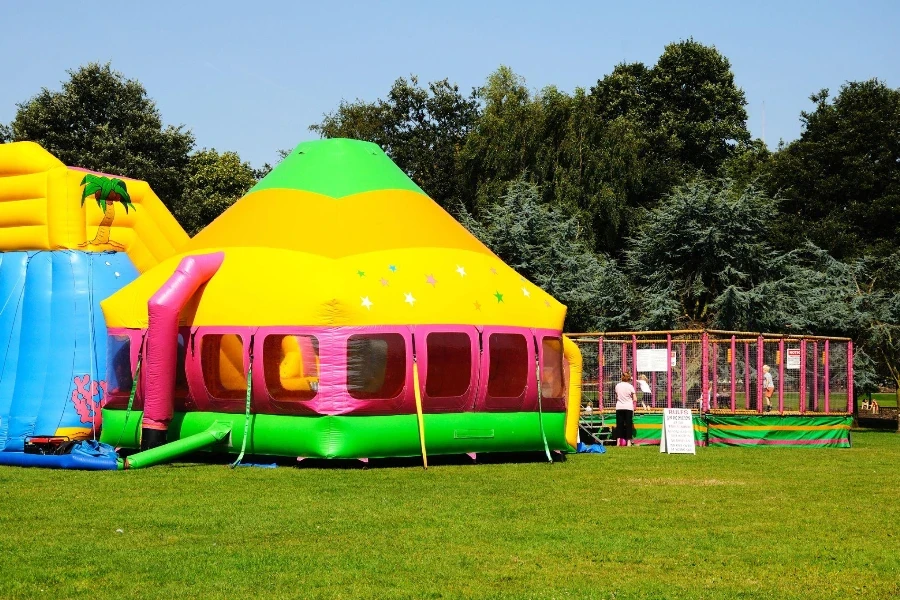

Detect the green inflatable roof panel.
xmin=248 ymin=138 xmax=426 ymax=198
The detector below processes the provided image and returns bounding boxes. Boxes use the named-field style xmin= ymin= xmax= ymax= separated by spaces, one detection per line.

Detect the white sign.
xmin=660 ymin=408 xmax=696 ymax=454
xmin=786 ymin=348 xmax=801 ymax=370
xmin=637 ymin=349 xmax=670 ymax=373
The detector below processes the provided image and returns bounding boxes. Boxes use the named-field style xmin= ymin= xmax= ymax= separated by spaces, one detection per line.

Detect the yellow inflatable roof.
xmin=0 ymin=142 xmax=188 ymax=271
xmin=102 ymin=139 xmax=566 ymax=330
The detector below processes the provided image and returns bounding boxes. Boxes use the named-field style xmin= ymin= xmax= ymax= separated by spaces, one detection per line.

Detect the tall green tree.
xmin=463 ymin=69 xmax=649 ymax=253
xmin=588 ymin=40 xmax=751 ymax=195
xmin=0 ymin=123 xmax=10 ymax=143
xmin=625 ymin=179 xmax=776 ymax=329
xmin=766 ymin=79 xmax=900 ymax=259
xmin=8 ymin=63 xmax=194 ymax=208
xmin=311 ymin=76 xmax=479 ymax=211
xmin=458 ymin=179 xmax=633 ymax=332
xmin=461 ymin=67 xmax=545 ymax=210
xmin=645 ymin=39 xmax=751 ymax=174
xmin=175 ymin=149 xmax=257 ymax=235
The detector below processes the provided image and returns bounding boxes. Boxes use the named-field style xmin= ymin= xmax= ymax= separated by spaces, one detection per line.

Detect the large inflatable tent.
xmin=0 ymin=142 xmax=188 ymax=458
xmin=99 ymin=138 xmax=583 ymax=465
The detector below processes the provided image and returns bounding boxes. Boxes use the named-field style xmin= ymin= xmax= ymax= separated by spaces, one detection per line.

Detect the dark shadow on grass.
xmin=295 ymin=451 xmax=561 ymax=470
xmin=851 ymin=427 xmax=899 ymax=434
xmin=122 ymin=449 xmax=568 ymax=470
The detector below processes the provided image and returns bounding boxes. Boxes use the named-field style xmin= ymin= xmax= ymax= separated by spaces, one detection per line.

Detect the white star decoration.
xmin=522 ymin=287 xmax=530 ymax=297
xmin=456 ymin=265 xmax=467 ymax=277
xmin=404 ymin=292 xmax=416 ymax=306
xmin=361 ymin=296 xmax=373 ymax=310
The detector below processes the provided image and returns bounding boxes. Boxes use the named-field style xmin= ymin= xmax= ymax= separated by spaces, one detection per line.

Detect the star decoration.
xmin=380 ymin=277 xmax=389 ymax=286
xmin=389 ymin=265 xmax=398 ymax=273
xmin=474 ymin=300 xmax=482 ymax=311
xmin=456 ymin=265 xmax=467 ymax=277
xmin=494 ymin=291 xmax=504 ymax=303
xmin=522 ymin=287 xmax=530 ymax=297
xmin=357 ymin=270 xmax=365 ymax=277
xmin=426 ymin=274 xmax=437 ymax=287
xmin=361 ymin=296 xmax=373 ymax=310
xmin=490 ymin=267 xmax=498 ymax=275
xmin=544 ymin=299 xmax=551 ymax=308
xmin=404 ymin=292 xmax=416 ymax=306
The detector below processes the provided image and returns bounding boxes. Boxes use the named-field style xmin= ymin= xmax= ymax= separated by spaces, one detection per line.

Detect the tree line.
xmin=1 ymin=41 xmax=898 ymax=395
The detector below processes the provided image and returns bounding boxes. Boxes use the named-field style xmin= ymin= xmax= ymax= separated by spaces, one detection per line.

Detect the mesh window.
xmin=425 ymin=332 xmax=471 ymax=398
xmin=107 ymin=335 xmax=133 ymax=398
xmin=828 ymin=342 xmax=849 ymax=412
xmin=541 ymin=337 xmax=565 ymax=400
xmin=201 ymin=334 xmax=246 ymax=400
xmin=782 ymin=343 xmax=802 ymax=411
xmin=175 ymin=333 xmax=189 ymax=399
xmin=264 ymin=334 xmax=320 ymax=402
xmin=487 ymin=334 xmax=529 ymax=399
xmin=347 ymin=333 xmax=406 ymax=400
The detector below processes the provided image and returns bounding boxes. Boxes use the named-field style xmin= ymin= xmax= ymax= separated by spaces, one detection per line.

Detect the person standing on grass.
xmin=615 ymin=371 xmax=638 ymax=447
xmin=763 ymin=365 xmax=775 ymax=412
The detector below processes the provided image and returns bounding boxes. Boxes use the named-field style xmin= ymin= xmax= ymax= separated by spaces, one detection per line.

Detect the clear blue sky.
xmin=2 ymin=0 xmax=897 ymax=169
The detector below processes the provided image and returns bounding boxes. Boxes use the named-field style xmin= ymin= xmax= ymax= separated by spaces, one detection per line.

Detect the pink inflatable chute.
xmin=142 ymin=252 xmax=225 ymax=446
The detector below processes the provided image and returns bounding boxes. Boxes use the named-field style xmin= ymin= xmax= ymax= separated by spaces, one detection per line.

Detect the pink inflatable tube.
xmin=141 ymin=252 xmax=225 ymax=445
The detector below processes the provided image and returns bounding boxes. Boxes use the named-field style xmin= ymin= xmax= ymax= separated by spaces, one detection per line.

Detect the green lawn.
xmin=1 ymin=432 xmax=899 ymax=600
xmin=869 ymin=392 xmax=898 ymax=407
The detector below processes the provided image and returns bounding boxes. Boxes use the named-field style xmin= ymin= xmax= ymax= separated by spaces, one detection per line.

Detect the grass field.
xmin=1 ymin=432 xmax=898 ymax=600
xmin=869 ymin=392 xmax=898 ymax=407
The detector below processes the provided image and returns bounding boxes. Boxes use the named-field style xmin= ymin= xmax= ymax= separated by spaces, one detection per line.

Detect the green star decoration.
xmin=357 ymin=270 xmax=365 ymax=277
xmin=494 ymin=291 xmax=504 ymax=303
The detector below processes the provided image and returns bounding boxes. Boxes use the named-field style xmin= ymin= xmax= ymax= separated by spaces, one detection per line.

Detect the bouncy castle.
xmin=0 ymin=142 xmax=187 ymax=456
xmin=0 ymin=138 xmax=582 ymax=468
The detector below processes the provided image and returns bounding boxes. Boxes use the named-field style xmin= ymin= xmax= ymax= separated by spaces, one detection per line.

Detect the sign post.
xmin=660 ymin=408 xmax=696 ymax=454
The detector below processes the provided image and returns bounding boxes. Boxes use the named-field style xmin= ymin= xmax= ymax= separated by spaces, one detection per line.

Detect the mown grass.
xmin=1 ymin=431 xmax=898 ymax=600
xmin=868 ymin=392 xmax=898 ymax=407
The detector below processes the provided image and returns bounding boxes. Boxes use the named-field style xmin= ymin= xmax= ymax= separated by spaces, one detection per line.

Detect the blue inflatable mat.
xmin=0 ymin=440 xmax=118 ymax=470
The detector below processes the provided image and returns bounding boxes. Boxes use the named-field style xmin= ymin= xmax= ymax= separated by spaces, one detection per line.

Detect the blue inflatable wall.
xmin=0 ymin=250 xmax=138 ymax=452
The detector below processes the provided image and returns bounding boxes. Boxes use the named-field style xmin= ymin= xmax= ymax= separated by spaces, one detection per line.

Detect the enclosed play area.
xmin=0 ymin=139 xmax=858 ymax=471
xmin=0 ymin=139 xmax=581 ymax=469
xmin=571 ymin=330 xmax=853 ymax=448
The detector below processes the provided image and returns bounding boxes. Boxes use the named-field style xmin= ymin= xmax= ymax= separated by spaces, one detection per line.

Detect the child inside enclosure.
xmin=637 ymin=374 xmax=651 ymax=409
xmin=763 ymin=365 xmax=775 ymax=412
xmin=615 ymin=371 xmax=638 ymax=446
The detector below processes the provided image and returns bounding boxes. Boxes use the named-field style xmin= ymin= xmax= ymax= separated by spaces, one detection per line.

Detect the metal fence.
xmin=569 ymin=330 xmax=853 ymax=415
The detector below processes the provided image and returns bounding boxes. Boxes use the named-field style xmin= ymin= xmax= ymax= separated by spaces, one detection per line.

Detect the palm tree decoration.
xmin=79 ymin=174 xmax=135 ymax=248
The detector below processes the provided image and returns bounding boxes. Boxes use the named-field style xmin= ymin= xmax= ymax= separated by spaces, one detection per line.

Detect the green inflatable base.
xmin=583 ymin=413 xmax=852 ymax=448
xmin=101 ymin=409 xmax=572 ymax=459
xmin=705 ymin=414 xmax=852 ymax=447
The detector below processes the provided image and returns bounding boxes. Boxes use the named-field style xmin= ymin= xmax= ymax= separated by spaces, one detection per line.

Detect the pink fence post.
xmin=847 ymin=340 xmax=854 ymax=414
xmin=650 ymin=343 xmax=657 ymax=407
xmin=681 ymin=342 xmax=687 ymax=408
xmin=711 ymin=342 xmax=718 ymax=409
xmin=757 ymin=335 xmax=764 ymax=413
xmin=824 ymin=340 xmax=831 ymax=414
xmin=744 ymin=342 xmax=751 ymax=409
xmin=813 ymin=341 xmax=819 ymax=412
xmin=800 ymin=339 xmax=807 ymax=414
xmin=621 ymin=342 xmax=627 ymax=375
xmin=632 ymin=334 xmax=639 ymax=380
xmin=730 ymin=335 xmax=737 ymax=414
xmin=778 ymin=337 xmax=785 ymax=413
xmin=666 ymin=334 xmax=672 ymax=408
xmin=701 ymin=331 xmax=709 ymax=412
xmin=598 ymin=337 xmax=604 ymax=410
